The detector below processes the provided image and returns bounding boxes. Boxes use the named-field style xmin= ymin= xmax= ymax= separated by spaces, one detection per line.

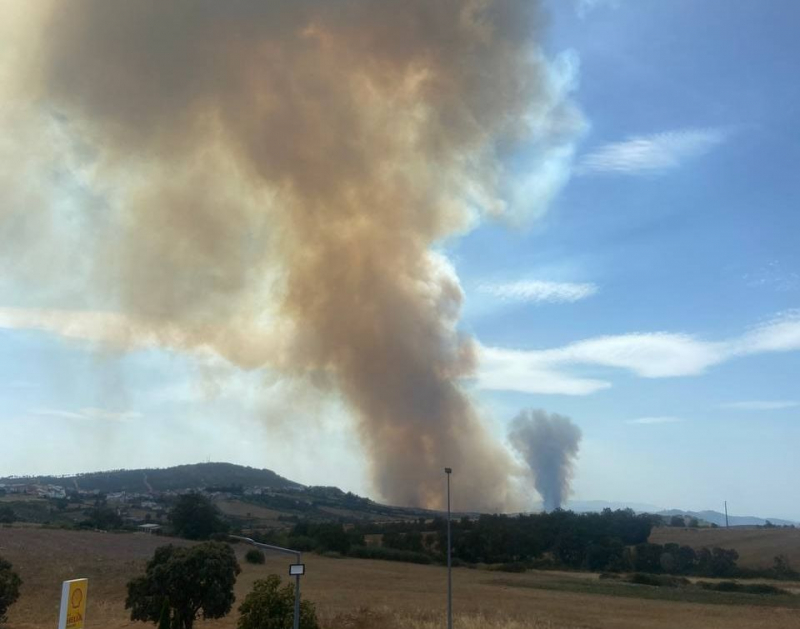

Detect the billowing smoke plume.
xmin=510 ymin=409 xmax=582 ymax=511
xmin=0 ymin=1 xmax=583 ymax=510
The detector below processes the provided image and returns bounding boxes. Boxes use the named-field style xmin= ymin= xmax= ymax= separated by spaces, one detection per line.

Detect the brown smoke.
xmin=1 ymin=1 xmax=582 ymax=510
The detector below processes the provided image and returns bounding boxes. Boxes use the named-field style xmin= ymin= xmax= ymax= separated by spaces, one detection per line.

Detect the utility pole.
xmin=724 ymin=501 xmax=729 ymax=528
xmin=445 ymin=467 xmax=452 ymax=629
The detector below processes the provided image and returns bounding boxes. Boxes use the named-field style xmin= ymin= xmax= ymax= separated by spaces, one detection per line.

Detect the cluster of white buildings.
xmin=0 ymin=482 xmax=66 ymax=499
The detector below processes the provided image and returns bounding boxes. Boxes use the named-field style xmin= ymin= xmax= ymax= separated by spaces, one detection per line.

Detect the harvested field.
xmin=650 ymin=526 xmax=800 ymax=569
xmin=1 ymin=528 xmax=800 ymax=628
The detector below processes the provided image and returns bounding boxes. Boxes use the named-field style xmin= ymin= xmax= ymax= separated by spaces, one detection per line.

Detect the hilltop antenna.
xmin=724 ymin=501 xmax=729 ymax=528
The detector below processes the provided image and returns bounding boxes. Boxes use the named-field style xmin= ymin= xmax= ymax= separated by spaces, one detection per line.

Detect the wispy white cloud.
xmin=478 ymin=346 xmax=610 ymax=395
xmin=478 ymin=310 xmax=800 ymax=396
xmin=30 ymin=407 xmax=142 ymax=422
xmin=626 ymin=416 xmax=685 ymax=425
xmin=722 ymin=400 xmax=799 ymax=411
xmin=577 ymin=128 xmax=728 ymax=175
xmin=744 ymin=261 xmax=800 ymax=293
xmin=480 ymin=280 xmax=598 ymax=304
xmin=6 ymin=306 xmax=799 ymax=401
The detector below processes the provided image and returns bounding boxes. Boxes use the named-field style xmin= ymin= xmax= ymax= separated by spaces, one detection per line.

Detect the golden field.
xmin=2 ymin=528 xmax=800 ymax=629
xmin=650 ymin=526 xmax=800 ymax=569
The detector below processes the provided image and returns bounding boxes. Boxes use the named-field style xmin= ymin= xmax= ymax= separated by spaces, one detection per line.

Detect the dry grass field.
xmin=2 ymin=528 xmax=800 ymax=629
xmin=216 ymin=500 xmax=286 ymax=524
xmin=650 ymin=526 xmax=800 ymax=569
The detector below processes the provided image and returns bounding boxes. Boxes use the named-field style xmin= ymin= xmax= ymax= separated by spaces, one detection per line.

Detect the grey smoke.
xmin=510 ymin=409 xmax=582 ymax=511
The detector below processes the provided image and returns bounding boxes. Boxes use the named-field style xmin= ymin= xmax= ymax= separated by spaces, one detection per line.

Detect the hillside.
xmin=0 ymin=462 xmax=301 ymax=494
xmin=0 ymin=463 xmax=437 ymax=526
xmin=650 ymin=526 xmax=800 ymax=569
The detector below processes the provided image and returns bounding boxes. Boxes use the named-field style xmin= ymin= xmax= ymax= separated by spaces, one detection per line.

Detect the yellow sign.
xmin=59 ymin=579 xmax=88 ymax=629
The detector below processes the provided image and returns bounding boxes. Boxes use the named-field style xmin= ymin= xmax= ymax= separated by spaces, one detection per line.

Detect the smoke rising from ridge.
xmin=510 ymin=409 xmax=582 ymax=511
xmin=0 ymin=1 xmax=583 ymax=510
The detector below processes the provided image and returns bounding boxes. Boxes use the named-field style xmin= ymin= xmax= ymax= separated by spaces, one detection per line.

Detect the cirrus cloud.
xmin=577 ymin=128 xmax=728 ymax=175
xmin=477 ymin=310 xmax=800 ymax=395
xmin=480 ymin=280 xmax=598 ymax=304
xmin=722 ymin=400 xmax=799 ymax=411
xmin=626 ymin=416 xmax=685 ymax=425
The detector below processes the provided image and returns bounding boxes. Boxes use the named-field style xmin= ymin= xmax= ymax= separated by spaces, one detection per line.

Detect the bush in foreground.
xmin=0 ymin=556 xmax=22 ymax=623
xmin=126 ymin=542 xmax=240 ymax=629
xmin=238 ymin=575 xmax=318 ymax=629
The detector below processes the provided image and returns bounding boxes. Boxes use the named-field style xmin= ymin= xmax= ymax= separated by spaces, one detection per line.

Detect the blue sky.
xmin=1 ymin=0 xmax=799 ymax=519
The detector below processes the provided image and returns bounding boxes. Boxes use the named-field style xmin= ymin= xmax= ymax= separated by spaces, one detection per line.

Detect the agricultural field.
xmin=651 ymin=526 xmax=800 ymax=569
xmin=2 ymin=528 xmax=800 ymax=629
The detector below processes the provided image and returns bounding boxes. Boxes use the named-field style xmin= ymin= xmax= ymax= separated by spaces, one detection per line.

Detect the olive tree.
xmin=126 ymin=542 xmax=240 ymax=629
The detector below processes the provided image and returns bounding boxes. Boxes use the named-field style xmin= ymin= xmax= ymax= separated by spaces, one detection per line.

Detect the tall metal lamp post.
xmin=444 ymin=467 xmax=453 ymax=629
xmin=230 ymin=535 xmax=305 ymax=629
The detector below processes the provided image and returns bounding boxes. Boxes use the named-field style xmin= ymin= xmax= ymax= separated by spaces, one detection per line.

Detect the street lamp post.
xmin=444 ymin=467 xmax=452 ymax=629
xmin=230 ymin=536 xmax=304 ymax=629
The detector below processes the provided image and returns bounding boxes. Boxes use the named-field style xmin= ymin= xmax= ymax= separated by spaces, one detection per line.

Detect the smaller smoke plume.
xmin=510 ymin=409 xmax=582 ymax=511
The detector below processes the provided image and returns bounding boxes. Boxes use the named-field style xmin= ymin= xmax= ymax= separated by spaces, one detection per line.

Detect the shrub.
xmin=626 ymin=573 xmax=689 ymax=588
xmin=696 ymin=547 xmax=739 ymax=578
xmin=0 ymin=507 xmax=15 ymax=525
xmin=347 ymin=545 xmax=432 ymax=565
xmin=238 ymin=575 xmax=319 ymax=629
xmin=491 ymin=562 xmax=527 ymax=573
xmin=0 ymin=557 xmax=22 ymax=623
xmin=698 ymin=581 xmax=789 ymax=595
xmin=246 ymin=549 xmax=266 ymax=565
xmin=771 ymin=555 xmax=800 ymax=580
xmin=79 ymin=506 xmax=123 ymax=530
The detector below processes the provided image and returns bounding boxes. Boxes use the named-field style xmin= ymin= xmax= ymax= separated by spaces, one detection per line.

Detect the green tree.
xmin=169 ymin=494 xmax=229 ymax=540
xmin=0 ymin=556 xmax=22 ymax=623
xmin=237 ymin=576 xmax=318 ymax=629
xmin=81 ymin=506 xmax=123 ymax=530
xmin=696 ymin=547 xmax=739 ymax=577
xmin=126 ymin=542 xmax=240 ymax=629
xmin=0 ymin=506 xmax=15 ymax=524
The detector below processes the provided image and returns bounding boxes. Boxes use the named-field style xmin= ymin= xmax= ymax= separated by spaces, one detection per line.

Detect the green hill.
xmin=0 ymin=462 xmax=301 ymax=493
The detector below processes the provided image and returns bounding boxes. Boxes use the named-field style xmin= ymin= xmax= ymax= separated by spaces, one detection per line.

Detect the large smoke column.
xmin=510 ymin=409 xmax=582 ymax=511
xmin=1 ymin=1 xmax=583 ymax=510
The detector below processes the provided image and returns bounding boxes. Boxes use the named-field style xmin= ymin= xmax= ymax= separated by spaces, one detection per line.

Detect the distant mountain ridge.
xmin=656 ymin=508 xmax=797 ymax=527
xmin=0 ymin=462 xmax=301 ymax=494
